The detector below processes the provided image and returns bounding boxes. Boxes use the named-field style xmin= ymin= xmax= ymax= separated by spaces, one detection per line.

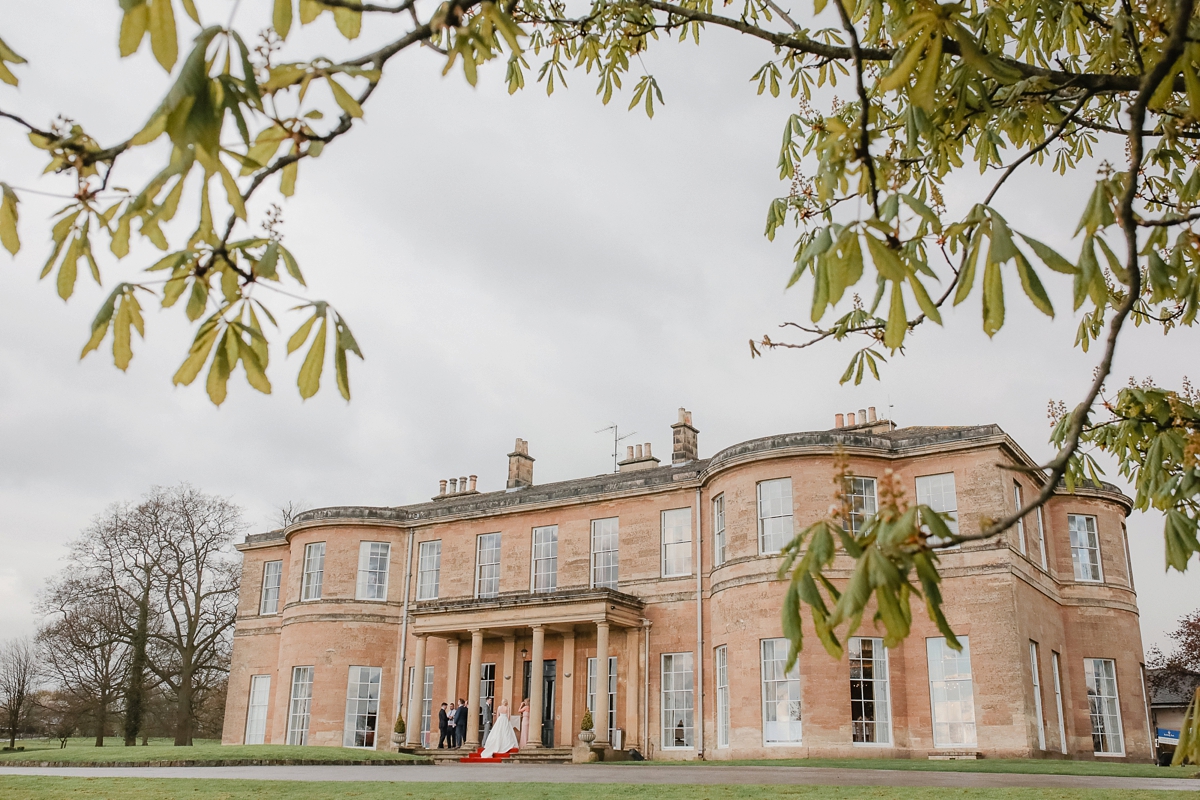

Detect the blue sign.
xmin=1157 ymin=728 xmax=1180 ymax=745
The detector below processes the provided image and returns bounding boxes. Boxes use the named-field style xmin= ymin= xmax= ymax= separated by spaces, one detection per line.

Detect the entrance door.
xmin=522 ymin=659 xmax=557 ymax=747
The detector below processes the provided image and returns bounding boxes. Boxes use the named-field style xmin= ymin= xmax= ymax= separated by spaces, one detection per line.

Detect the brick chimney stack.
xmin=671 ymin=408 xmax=699 ymax=465
xmin=507 ymin=438 xmax=534 ymax=489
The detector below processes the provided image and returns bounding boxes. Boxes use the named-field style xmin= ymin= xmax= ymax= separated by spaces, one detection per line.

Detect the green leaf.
xmin=865 ymin=234 xmax=905 ymax=281
xmin=907 ymin=273 xmax=942 ymax=324
xmin=206 ymin=326 xmax=234 ymax=405
xmin=982 ymin=259 xmax=1004 ymax=337
xmin=878 ymin=29 xmax=931 ymax=94
xmin=80 ymin=284 xmax=123 ymax=359
xmin=884 ymin=282 xmax=907 ymax=349
xmin=173 ymin=316 xmax=221 ymax=386
xmin=333 ymin=6 xmax=362 ymax=39
xmin=148 ymin=0 xmax=178 ymax=71
xmin=273 ymin=0 xmax=294 ymax=39
xmin=298 ymin=316 xmax=327 ymax=399
xmin=1164 ymin=510 xmax=1200 ymax=572
xmin=327 ymin=76 xmax=364 ymax=118
xmin=119 ymin=2 xmax=149 ymax=58
xmin=257 ymin=241 xmax=280 ymax=280
xmin=0 ymin=183 xmax=19 ymax=255
xmin=1018 ymin=233 xmax=1077 ymax=275
xmin=911 ymin=32 xmax=942 ymax=112
xmin=180 ymin=0 xmax=200 ymax=24
xmin=279 ymin=245 xmax=306 ymax=285
xmin=1014 ymin=252 xmax=1054 ymax=317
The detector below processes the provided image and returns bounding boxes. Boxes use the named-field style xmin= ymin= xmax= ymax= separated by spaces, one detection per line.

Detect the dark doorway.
xmin=522 ymin=660 xmax=557 ymax=747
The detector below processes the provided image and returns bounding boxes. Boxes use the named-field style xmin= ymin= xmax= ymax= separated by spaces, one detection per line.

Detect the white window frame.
xmin=1069 ymin=514 xmax=1104 ymax=583
xmin=244 ymin=674 xmax=270 ymax=745
xmin=475 ymin=532 xmax=502 ymax=599
xmin=343 ymin=665 xmax=383 ymax=748
xmin=1052 ymin=651 xmax=1067 ymax=754
xmin=300 ymin=543 xmax=325 ymax=602
xmin=715 ymin=645 xmax=730 ymax=749
xmin=915 ymin=473 xmax=959 ymax=549
xmin=845 ymin=476 xmax=878 ymax=535
xmin=661 ymin=508 xmax=693 ymax=578
xmin=587 ymin=655 xmax=617 ymax=742
xmin=531 ymin=525 xmax=558 ymax=593
xmin=355 ymin=541 xmax=390 ymax=601
xmin=287 ymin=666 xmax=314 ymax=745
xmin=661 ymin=652 xmax=694 ymax=749
xmin=259 ymin=560 xmax=282 ymax=615
xmin=713 ymin=495 xmax=727 ymax=566
xmin=761 ymin=638 xmax=802 ymax=745
xmin=927 ymin=636 xmax=978 ymax=748
xmin=850 ymin=637 xmax=891 ymax=745
xmin=1085 ymin=657 xmax=1125 ymax=756
xmin=590 ymin=518 xmax=619 ymax=589
xmin=1036 ymin=507 xmax=1049 ymax=571
xmin=757 ymin=478 xmax=794 ymax=555
xmin=1014 ymin=482 xmax=1027 ymax=555
xmin=416 ymin=540 xmax=441 ymax=601
xmin=1030 ymin=642 xmax=1046 ymax=750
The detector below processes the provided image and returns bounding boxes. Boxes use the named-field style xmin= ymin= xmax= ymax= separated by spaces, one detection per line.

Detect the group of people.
xmin=436 ymin=696 xmax=532 ymax=757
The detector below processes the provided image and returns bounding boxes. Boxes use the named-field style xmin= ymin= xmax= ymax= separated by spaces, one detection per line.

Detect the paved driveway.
xmin=0 ymin=763 xmax=1194 ymax=792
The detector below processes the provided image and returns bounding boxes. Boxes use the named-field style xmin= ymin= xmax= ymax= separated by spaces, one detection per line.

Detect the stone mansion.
xmin=223 ymin=409 xmax=1150 ymax=761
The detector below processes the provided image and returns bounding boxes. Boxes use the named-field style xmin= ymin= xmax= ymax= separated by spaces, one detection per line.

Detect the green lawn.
xmin=0 ymin=781 xmax=1188 ymax=800
xmin=622 ymin=757 xmax=1197 ymax=780
xmin=0 ymin=738 xmax=420 ymax=765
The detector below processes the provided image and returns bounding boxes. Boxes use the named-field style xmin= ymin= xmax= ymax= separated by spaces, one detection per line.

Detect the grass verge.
xmin=0 ymin=780 xmax=1189 ymax=800
xmin=0 ymin=739 xmax=420 ymax=766
xmin=619 ymin=757 xmax=1196 ymax=780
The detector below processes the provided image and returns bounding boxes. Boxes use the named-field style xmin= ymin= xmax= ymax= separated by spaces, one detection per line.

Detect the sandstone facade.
xmin=223 ymin=412 xmax=1150 ymax=761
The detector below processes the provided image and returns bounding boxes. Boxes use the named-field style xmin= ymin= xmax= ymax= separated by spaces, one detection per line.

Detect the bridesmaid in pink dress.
xmin=518 ymin=699 xmax=530 ymax=748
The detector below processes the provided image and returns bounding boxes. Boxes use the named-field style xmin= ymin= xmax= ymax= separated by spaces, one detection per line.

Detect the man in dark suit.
xmin=437 ymin=702 xmax=451 ymax=748
xmin=454 ymin=698 xmax=469 ymax=747
xmin=481 ymin=696 xmax=493 ymax=743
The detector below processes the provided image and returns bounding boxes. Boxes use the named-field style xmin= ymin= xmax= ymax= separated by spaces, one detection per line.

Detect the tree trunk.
xmin=95 ymin=696 xmax=107 ymax=747
xmin=123 ymin=581 xmax=151 ymax=747
xmin=173 ymin=660 xmax=194 ymax=746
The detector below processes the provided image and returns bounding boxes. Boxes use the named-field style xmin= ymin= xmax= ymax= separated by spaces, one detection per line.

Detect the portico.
xmin=404 ymin=588 xmax=645 ymax=751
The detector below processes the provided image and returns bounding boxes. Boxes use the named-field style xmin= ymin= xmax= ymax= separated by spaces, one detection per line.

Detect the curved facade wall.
xmin=224 ymin=422 xmax=1149 ymax=761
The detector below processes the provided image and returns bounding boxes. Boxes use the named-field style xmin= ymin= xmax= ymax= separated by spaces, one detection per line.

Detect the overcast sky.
xmin=1 ymin=0 xmax=1196 ymax=655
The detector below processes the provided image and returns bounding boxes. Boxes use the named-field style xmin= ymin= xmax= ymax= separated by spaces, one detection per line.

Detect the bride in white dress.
xmin=480 ymin=700 xmax=520 ymax=757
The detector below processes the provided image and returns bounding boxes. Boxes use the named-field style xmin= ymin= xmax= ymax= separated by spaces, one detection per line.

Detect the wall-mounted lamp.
xmin=521 ymin=648 xmax=529 ymax=659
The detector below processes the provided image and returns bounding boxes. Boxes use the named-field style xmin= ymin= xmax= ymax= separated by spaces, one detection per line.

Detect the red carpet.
xmin=459 ymin=746 xmax=519 ymax=763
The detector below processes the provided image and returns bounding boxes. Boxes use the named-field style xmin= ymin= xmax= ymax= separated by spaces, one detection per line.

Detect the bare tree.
xmin=274 ymin=500 xmax=308 ymax=529
xmin=0 ymin=637 xmax=41 ymax=749
xmin=146 ymin=486 xmax=241 ymax=746
xmin=37 ymin=579 xmax=128 ymax=747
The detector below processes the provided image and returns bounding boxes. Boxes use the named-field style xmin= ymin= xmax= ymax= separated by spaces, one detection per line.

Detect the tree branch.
xmin=833 ymin=0 xmax=879 ymax=217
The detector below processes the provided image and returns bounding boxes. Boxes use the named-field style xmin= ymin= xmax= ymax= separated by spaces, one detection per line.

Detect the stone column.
xmin=446 ymin=638 xmax=461 ymax=705
xmin=625 ymin=628 xmax=639 ymax=750
xmin=406 ymin=634 xmax=427 ymax=746
xmin=528 ymin=624 xmax=545 ymax=748
xmin=595 ymin=620 xmax=610 ymax=747
xmin=561 ymin=630 xmax=576 ymax=746
xmin=501 ymin=635 xmax=516 ymax=708
xmin=466 ymin=628 xmax=483 ymax=748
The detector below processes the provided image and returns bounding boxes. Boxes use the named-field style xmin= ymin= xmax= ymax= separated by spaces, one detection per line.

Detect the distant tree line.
xmin=0 ymin=485 xmax=241 ymax=747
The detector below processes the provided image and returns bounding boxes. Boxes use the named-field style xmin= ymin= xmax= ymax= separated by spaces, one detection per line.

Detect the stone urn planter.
xmin=391 ymin=732 xmax=406 ymax=745
xmin=578 ymin=730 xmax=596 ymax=745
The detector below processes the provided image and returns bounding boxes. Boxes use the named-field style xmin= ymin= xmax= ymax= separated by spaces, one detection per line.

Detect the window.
xmin=343 ymin=666 xmax=382 ymax=748
xmin=475 ymin=533 xmax=501 ymax=598
xmin=757 ymin=478 xmax=794 ymax=554
xmin=591 ymin=518 xmax=619 ymax=589
xmin=300 ymin=543 xmax=325 ymax=601
xmin=1013 ymin=482 xmax=1028 ymax=554
xmin=1122 ymin=525 xmax=1135 ymax=589
xmin=761 ymin=638 xmax=802 ymax=744
xmin=915 ymin=473 xmax=958 ymax=547
xmin=416 ymin=540 xmax=441 ymax=600
xmin=587 ymin=656 xmax=617 ymax=742
xmin=715 ymin=645 xmax=730 ymax=748
xmin=531 ymin=526 xmax=558 ymax=592
xmin=355 ymin=542 xmax=390 ymax=601
xmin=661 ymin=652 xmax=694 ymax=748
xmin=1052 ymin=651 xmax=1067 ymax=754
xmin=1085 ymin=658 xmax=1125 ymax=755
xmin=259 ymin=561 xmax=282 ymax=615
xmin=661 ymin=508 xmax=693 ymax=577
xmin=713 ymin=495 xmax=727 ymax=566
xmin=1036 ymin=507 xmax=1049 ymax=570
xmin=1069 ymin=515 xmax=1103 ymax=582
xmin=850 ymin=637 xmax=890 ymax=744
xmin=408 ymin=665 xmax=436 ymax=748
xmin=927 ymin=636 xmax=977 ymax=747
xmin=1030 ymin=642 xmax=1046 ymax=750
xmin=244 ymin=675 xmax=270 ymax=744
xmin=845 ymin=477 xmax=878 ymax=534
xmin=287 ymin=666 xmax=314 ymax=745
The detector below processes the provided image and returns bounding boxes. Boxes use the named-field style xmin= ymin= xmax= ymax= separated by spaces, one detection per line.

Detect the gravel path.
xmin=0 ymin=762 xmax=1194 ymax=792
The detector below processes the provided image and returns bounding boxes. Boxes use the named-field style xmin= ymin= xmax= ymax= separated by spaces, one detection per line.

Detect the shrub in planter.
xmin=580 ymin=709 xmax=593 ymax=731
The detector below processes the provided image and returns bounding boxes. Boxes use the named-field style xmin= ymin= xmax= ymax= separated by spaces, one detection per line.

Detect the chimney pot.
xmin=670 ymin=408 xmax=699 ymax=464
xmin=835 ymin=413 xmax=844 ymax=428
xmin=459 ymin=476 xmax=467 ymax=491
xmin=858 ymin=408 xmax=867 ymax=423
xmin=448 ymin=478 xmax=458 ymax=493
xmin=644 ymin=443 xmax=652 ymax=458
xmin=468 ymin=475 xmax=477 ymax=492
xmin=626 ymin=446 xmax=635 ymax=459
xmin=848 ymin=412 xmax=856 ymax=426
xmin=868 ymin=406 xmax=877 ymax=422
xmin=635 ymin=444 xmax=643 ymax=459
xmin=439 ymin=479 xmax=447 ymax=496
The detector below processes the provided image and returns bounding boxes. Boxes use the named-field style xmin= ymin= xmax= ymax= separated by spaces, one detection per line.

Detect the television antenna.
xmin=596 ymin=424 xmax=637 ymax=473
